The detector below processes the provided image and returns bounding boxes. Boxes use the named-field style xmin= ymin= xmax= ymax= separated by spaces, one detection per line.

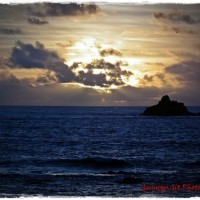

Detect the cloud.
xmin=128 ymin=50 xmax=168 ymax=58
xmin=0 ymin=28 xmax=22 ymax=35
xmin=165 ymin=87 xmax=200 ymax=106
xmin=0 ymin=56 xmax=10 ymax=69
xmin=165 ymin=60 xmax=200 ymax=105
xmin=153 ymin=11 xmax=199 ymax=38
xmin=8 ymin=41 xmax=133 ymax=88
xmin=6 ymin=41 xmax=135 ymax=88
xmin=10 ymin=41 xmax=61 ymax=69
xmin=0 ymin=69 xmax=199 ymax=106
xmin=29 ymin=3 xmax=100 ymax=17
xmin=56 ymin=40 xmax=75 ymax=48
xmin=166 ymin=60 xmax=200 ymax=85
xmin=0 ymin=71 xmax=102 ymax=106
xmin=9 ymin=40 xmax=75 ymax=83
xmin=169 ymin=51 xmax=200 ymax=60
xmin=71 ymin=59 xmax=133 ymax=87
xmin=0 ymin=70 xmax=166 ymax=106
xmin=0 ymin=68 xmax=56 ymax=89
xmin=77 ymin=71 xmax=108 ymax=87
xmin=143 ymin=74 xmax=153 ymax=82
xmin=27 ymin=17 xmax=48 ymax=25
xmin=163 ymin=26 xmax=196 ymax=34
xmin=194 ymin=43 xmax=200 ymax=50
xmin=35 ymin=70 xmax=58 ymax=85
xmin=145 ymin=62 xmax=165 ymax=67
xmin=154 ymin=12 xmax=199 ymax=24
xmin=0 ymin=70 xmax=19 ymax=85
xmin=106 ymin=85 xmax=167 ymax=106
xmin=99 ymin=48 xmax=122 ymax=57
xmin=140 ymin=73 xmax=168 ymax=87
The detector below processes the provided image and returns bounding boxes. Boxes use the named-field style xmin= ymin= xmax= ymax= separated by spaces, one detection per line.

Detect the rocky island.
xmin=142 ymin=95 xmax=200 ymax=116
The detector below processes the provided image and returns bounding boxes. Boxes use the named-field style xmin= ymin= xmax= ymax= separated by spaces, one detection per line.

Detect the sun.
xmin=128 ymin=75 xmax=139 ymax=86
xmin=103 ymin=55 xmax=119 ymax=64
xmin=65 ymin=37 xmax=124 ymax=65
xmin=66 ymin=37 xmax=100 ymax=65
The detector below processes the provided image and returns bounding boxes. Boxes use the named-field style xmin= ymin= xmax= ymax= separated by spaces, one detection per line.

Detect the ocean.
xmin=0 ymin=106 xmax=200 ymax=197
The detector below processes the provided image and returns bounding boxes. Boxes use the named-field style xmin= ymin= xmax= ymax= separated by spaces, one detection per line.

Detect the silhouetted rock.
xmin=142 ymin=95 xmax=199 ymax=116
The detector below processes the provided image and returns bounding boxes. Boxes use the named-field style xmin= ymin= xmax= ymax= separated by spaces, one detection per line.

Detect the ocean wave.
xmin=1 ymin=157 xmax=131 ymax=168
xmin=183 ymin=160 xmax=200 ymax=168
xmin=0 ymin=171 xmax=135 ymax=180
xmin=41 ymin=157 xmax=132 ymax=169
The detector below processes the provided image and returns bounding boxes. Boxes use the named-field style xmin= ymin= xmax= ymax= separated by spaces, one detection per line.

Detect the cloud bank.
xmin=99 ymin=48 xmax=122 ymax=57
xmin=0 ymin=28 xmax=22 ymax=35
xmin=0 ymin=70 xmax=168 ymax=106
xmin=154 ymin=12 xmax=199 ymax=24
xmin=27 ymin=17 xmax=48 ymax=25
xmin=71 ymin=59 xmax=133 ymax=87
xmin=10 ymin=41 xmax=75 ymax=83
xmin=29 ymin=3 xmax=100 ymax=17
xmin=8 ymin=41 xmax=134 ymax=88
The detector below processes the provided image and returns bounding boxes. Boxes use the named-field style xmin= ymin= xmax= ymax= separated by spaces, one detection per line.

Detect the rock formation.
xmin=142 ymin=95 xmax=199 ymax=116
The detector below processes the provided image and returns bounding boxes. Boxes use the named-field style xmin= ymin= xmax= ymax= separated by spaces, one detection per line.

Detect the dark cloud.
xmin=99 ymin=48 xmax=122 ymax=57
xmin=107 ymin=85 xmax=167 ymax=106
xmin=0 ymin=56 xmax=10 ymax=69
xmin=9 ymin=40 xmax=75 ymax=83
xmin=121 ymin=70 xmax=133 ymax=77
xmin=77 ymin=71 xmax=108 ymax=87
xmin=154 ymin=12 xmax=199 ymax=24
xmin=29 ymin=3 xmax=100 ymax=17
xmin=141 ymin=73 xmax=167 ymax=86
xmin=163 ymin=26 xmax=196 ymax=34
xmin=0 ymin=71 xmax=102 ymax=106
xmin=35 ymin=71 xmax=58 ymax=85
xmin=0 ymin=70 xmax=167 ymax=106
xmin=194 ymin=43 xmax=200 ymax=50
xmin=10 ymin=40 xmax=60 ymax=68
xmin=0 ymin=69 xmax=199 ymax=106
xmin=171 ymin=27 xmax=195 ymax=34
xmin=6 ymin=40 xmax=135 ymax=88
xmin=0 ymin=68 xmax=52 ymax=89
xmin=27 ymin=17 xmax=48 ymax=25
xmin=0 ymin=70 xmax=19 ymax=85
xmin=71 ymin=59 xmax=133 ymax=87
xmin=8 ymin=41 xmax=133 ymax=88
xmin=169 ymin=51 xmax=200 ymax=60
xmin=165 ymin=60 xmax=200 ymax=105
xmin=0 ymin=28 xmax=22 ymax=35
xmin=166 ymin=60 xmax=200 ymax=85
xmin=165 ymin=87 xmax=200 ymax=106
xmin=143 ymin=74 xmax=153 ymax=82
xmin=154 ymin=11 xmax=198 ymax=36
xmin=156 ymin=73 xmax=166 ymax=84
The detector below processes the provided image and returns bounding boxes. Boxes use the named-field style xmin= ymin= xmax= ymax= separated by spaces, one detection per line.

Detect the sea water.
xmin=0 ymin=106 xmax=200 ymax=197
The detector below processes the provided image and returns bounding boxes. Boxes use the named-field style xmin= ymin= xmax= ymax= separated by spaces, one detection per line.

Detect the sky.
xmin=0 ymin=2 xmax=200 ymax=106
